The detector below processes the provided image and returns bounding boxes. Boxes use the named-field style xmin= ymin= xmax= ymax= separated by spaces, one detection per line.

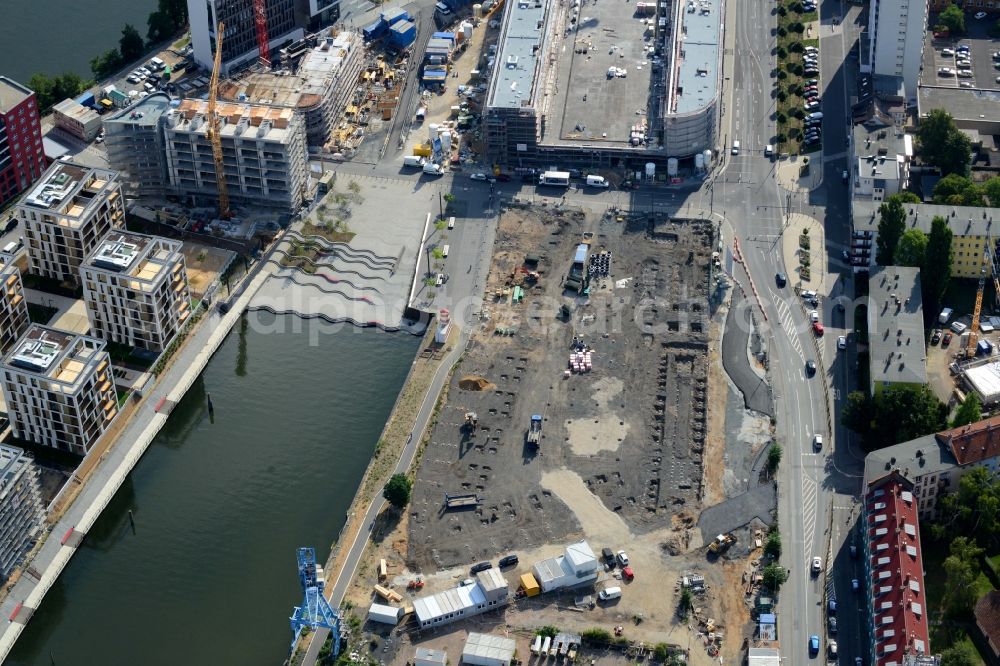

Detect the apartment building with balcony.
xmin=81 ymin=231 xmax=191 ymax=353
xmin=866 ymin=0 xmax=928 ymax=102
xmin=0 ymin=255 xmax=29 ymax=356
xmin=163 ymin=99 xmax=309 ymax=213
xmin=859 ymin=472 xmax=935 ymax=666
xmin=15 ymin=161 xmax=124 ymax=285
xmin=0 ymin=77 xmax=46 ymax=208
xmin=0 ymin=326 xmax=117 ymax=455
xmin=0 ymin=444 xmax=45 ymax=580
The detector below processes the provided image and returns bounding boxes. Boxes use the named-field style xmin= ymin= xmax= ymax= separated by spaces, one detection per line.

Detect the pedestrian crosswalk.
xmin=774 ymin=298 xmax=804 ymax=362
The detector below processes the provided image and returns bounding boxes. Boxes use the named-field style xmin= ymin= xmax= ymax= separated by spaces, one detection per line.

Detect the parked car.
xmin=939 ymin=67 xmax=954 ymax=76
xmin=470 ymin=561 xmax=492 ymax=574
xmin=621 ymin=566 xmax=635 ymax=581
xmin=498 ymin=554 xmax=519 ymax=568
xmin=602 ymin=547 xmax=615 ymax=565
xmin=976 ymin=11 xmax=988 ymax=18
xmin=828 ymin=598 xmax=837 ymax=614
xmin=617 ymin=550 xmax=630 ymax=567
xmin=837 ymin=335 xmax=847 ymax=350
xmin=470 ymin=173 xmax=489 ymax=181
xmin=943 ymin=332 xmax=953 ymax=347
xmin=942 ymin=48 xmax=955 ymax=56
xmin=829 ymin=641 xmax=838 ymax=658
xmin=806 ymin=360 xmax=817 ymax=376
xmin=810 ymin=310 xmax=820 ymax=322
xmin=960 ymin=81 xmax=974 ymax=88
xmin=828 ymin=617 xmax=838 ymax=634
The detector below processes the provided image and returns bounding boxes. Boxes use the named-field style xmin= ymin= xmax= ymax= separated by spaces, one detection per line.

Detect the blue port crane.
xmin=289 ymin=547 xmax=343 ymax=655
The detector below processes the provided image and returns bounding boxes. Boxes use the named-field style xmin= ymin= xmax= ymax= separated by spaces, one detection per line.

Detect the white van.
xmin=764 ymin=144 xmax=774 ymax=157
xmin=599 ymin=586 xmax=622 ymax=601
xmin=447 ymin=216 xmax=456 ymax=229
xmin=731 ymin=140 xmax=740 ymax=155
xmin=1 ymin=242 xmax=16 ymax=254
xmin=403 ymin=155 xmax=426 ymax=168
xmin=442 ymin=244 xmax=450 ymax=258
xmin=586 ymin=174 xmax=609 ymax=188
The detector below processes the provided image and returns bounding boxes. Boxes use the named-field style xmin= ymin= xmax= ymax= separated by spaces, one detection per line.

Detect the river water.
xmin=6 ymin=313 xmax=420 ymax=666
xmin=0 ymin=0 xmax=159 ymax=84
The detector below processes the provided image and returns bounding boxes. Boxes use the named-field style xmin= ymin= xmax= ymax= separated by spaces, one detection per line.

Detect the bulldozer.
xmin=708 ymin=533 xmax=736 ymax=554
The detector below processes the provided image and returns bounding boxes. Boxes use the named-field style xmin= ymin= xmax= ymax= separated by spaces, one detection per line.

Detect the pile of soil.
xmin=459 ymin=375 xmax=495 ymax=391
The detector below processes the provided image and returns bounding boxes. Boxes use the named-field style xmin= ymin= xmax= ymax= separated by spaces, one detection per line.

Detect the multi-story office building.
xmin=0 ymin=444 xmax=45 ymax=580
xmin=0 ymin=255 xmax=29 ymax=355
xmin=1 ymin=325 xmax=117 ymax=455
xmin=189 ymin=0 xmax=303 ymax=75
xmin=867 ymin=0 xmax=928 ymax=102
xmin=16 ymin=161 xmax=124 ymax=285
xmin=0 ymin=77 xmax=47 ymax=208
xmin=859 ymin=472 xmax=936 ymax=666
xmin=81 ymin=231 xmax=191 ymax=353
xmin=103 ymin=93 xmax=173 ymax=199
xmin=164 ymin=99 xmax=309 ymax=212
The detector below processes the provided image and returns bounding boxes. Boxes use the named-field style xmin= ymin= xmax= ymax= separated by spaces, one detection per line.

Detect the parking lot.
xmin=923 ymin=13 xmax=1000 ymax=89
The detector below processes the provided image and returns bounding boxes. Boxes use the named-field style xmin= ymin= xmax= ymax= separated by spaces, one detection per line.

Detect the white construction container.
xmin=531 ymin=635 xmax=542 ymax=655
xmin=473 ymin=3 xmax=484 ymax=16
xmin=462 ymin=21 xmax=474 ymax=40
xmin=368 ymin=602 xmax=402 ymax=625
xmin=667 ymin=158 xmax=678 ymax=177
xmin=695 ymin=153 xmax=705 ymax=170
xmin=428 ymin=123 xmax=439 ymax=140
xmin=645 ymin=162 xmax=656 ymax=178
xmin=703 ymin=149 xmax=713 ymax=167
xmin=541 ymin=636 xmax=552 ymax=656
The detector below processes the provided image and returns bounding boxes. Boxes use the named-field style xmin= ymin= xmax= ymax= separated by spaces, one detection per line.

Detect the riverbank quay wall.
xmin=0 ymin=249 xmax=275 ymax=661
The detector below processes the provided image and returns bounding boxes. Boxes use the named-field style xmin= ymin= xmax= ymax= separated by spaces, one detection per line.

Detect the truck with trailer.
xmin=526 ymin=415 xmax=542 ymax=448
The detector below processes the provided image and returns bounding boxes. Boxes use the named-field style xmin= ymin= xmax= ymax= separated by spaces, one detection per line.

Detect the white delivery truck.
xmin=586 ymin=175 xmax=609 ymax=188
xmin=403 ymin=156 xmax=426 ymax=168
xmin=423 ymin=162 xmax=444 ymax=176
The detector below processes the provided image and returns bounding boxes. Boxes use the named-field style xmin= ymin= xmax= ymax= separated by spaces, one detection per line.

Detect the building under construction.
xmin=219 ymin=30 xmax=366 ymax=147
xmin=163 ymin=99 xmax=309 ymax=213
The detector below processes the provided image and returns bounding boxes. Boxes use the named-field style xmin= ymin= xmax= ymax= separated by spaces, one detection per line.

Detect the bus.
xmin=538 ymin=171 xmax=570 ymax=186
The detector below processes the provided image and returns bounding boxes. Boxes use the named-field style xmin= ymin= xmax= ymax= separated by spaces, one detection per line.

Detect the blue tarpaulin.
xmin=759 ymin=614 xmax=776 ymax=624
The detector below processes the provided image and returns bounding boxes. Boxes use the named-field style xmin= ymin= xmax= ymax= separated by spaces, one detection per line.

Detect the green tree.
xmin=933 ymin=173 xmax=984 ymax=205
xmin=894 ymin=228 xmax=928 ymax=267
xmin=982 ymin=176 xmax=1000 ymax=207
xmin=922 ymin=216 xmax=954 ymax=324
xmin=871 ymin=385 xmax=948 ymax=446
xmin=678 ymin=588 xmax=693 ymax=618
xmin=918 ymin=109 xmax=972 ymax=175
xmin=935 ymin=467 xmax=1000 ymax=545
xmin=382 ymin=473 xmax=412 ymax=509
xmin=841 ymin=391 xmax=874 ymax=435
xmin=876 ymin=197 xmax=907 ymax=265
xmin=939 ymin=3 xmax=966 ymax=34
xmin=939 ymin=642 xmax=981 ymax=666
xmin=762 ymin=563 xmax=788 ymax=591
xmin=952 ymin=393 xmax=982 ymax=428
xmin=767 ymin=443 xmax=782 ymax=473
xmin=893 ymin=191 xmax=921 ymax=203
xmin=119 ymin=24 xmax=145 ymax=62
xmin=29 ymin=72 xmax=89 ymax=112
xmin=90 ymin=48 xmax=123 ymax=79
xmin=943 ymin=536 xmax=984 ymax=616
xmin=147 ymin=10 xmax=176 ymax=44
xmin=764 ymin=530 xmax=782 ymax=558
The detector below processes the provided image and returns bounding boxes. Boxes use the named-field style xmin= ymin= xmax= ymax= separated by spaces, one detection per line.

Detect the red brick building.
xmin=0 ymin=77 xmax=46 ymax=208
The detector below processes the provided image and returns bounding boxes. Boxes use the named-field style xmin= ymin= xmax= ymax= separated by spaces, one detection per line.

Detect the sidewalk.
xmin=0 ymin=263 xmax=274 ymax=661
xmin=775 ymin=155 xmax=823 ymax=192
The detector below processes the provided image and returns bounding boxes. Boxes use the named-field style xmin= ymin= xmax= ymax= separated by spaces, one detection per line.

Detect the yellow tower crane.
xmin=966 ymin=234 xmax=998 ymax=358
xmin=207 ymin=21 xmax=231 ymax=219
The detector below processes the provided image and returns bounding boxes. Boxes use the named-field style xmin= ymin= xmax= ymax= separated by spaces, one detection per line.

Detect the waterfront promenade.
xmin=0 ymin=262 xmax=275 ymax=661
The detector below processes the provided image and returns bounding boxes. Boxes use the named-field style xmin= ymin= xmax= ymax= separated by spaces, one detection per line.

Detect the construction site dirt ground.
xmin=338 ymin=208 xmax=786 ymax=666
xmin=180 ymin=242 xmax=233 ymax=298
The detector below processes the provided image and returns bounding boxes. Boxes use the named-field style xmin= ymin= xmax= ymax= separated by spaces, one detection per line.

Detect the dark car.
xmin=495 ymin=173 xmax=511 ymax=182
xmin=602 ymin=547 xmax=615 ymax=565
xmin=3 ymin=217 xmax=16 ymax=233
xmin=470 ymin=561 xmax=492 ymax=574
xmin=806 ymin=360 xmax=817 ymax=375
xmin=943 ymin=332 xmax=953 ymax=347
xmin=828 ymin=616 xmax=838 ymax=634
xmin=776 ymin=272 xmax=787 ymax=287
xmin=498 ymin=554 xmax=519 ymax=568
xmin=931 ymin=329 xmax=942 ymax=344
xmin=850 ymin=543 xmax=858 ymax=558
xmin=828 ymin=598 xmax=837 ymax=614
